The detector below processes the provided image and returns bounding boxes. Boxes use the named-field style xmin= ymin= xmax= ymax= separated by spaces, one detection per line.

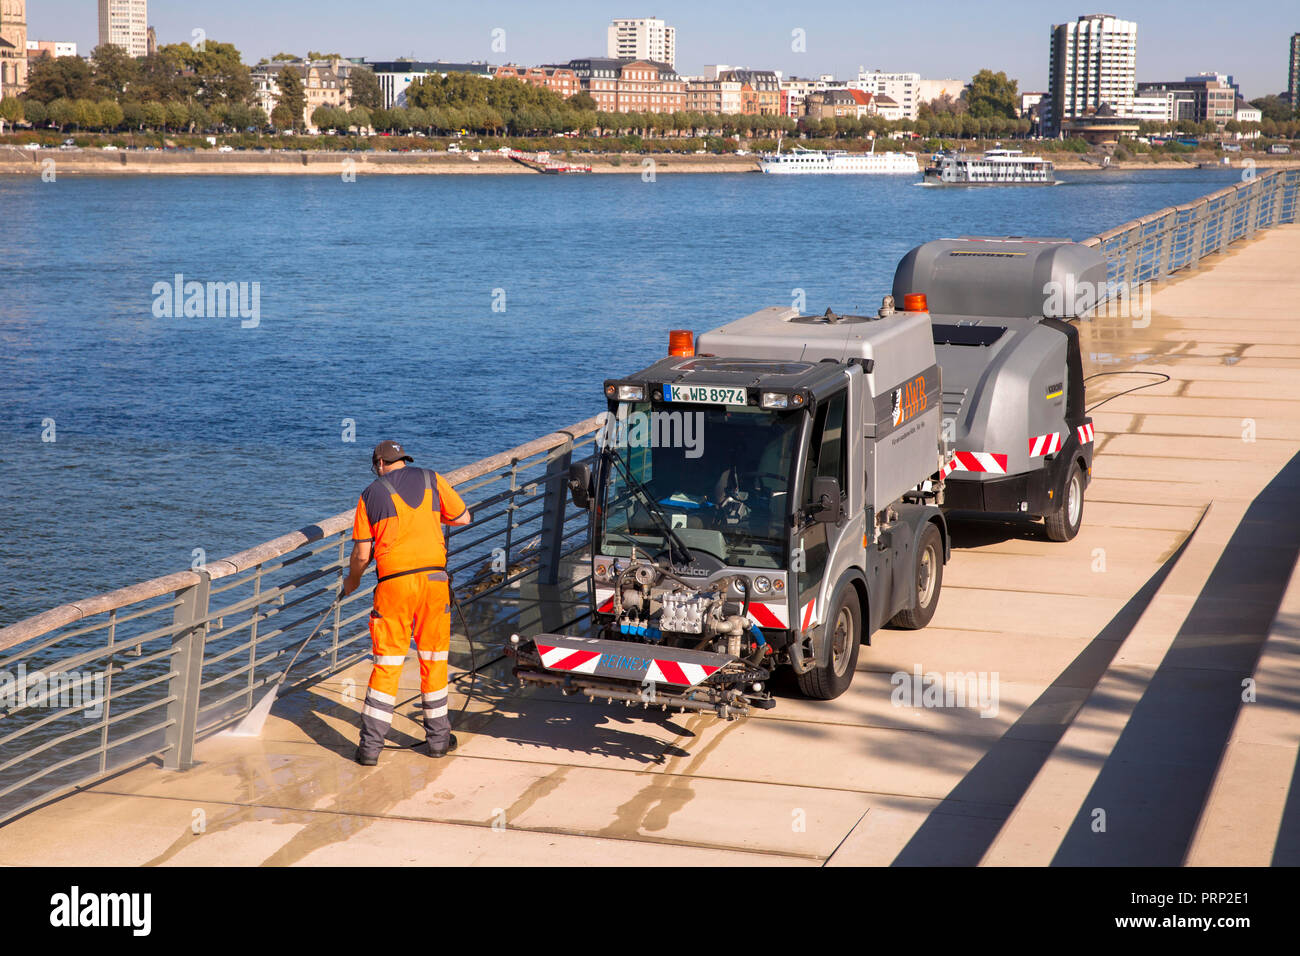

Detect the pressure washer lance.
xmin=230 ymin=589 xmax=342 ymax=737
xmin=229 ymin=579 xmax=481 ymax=744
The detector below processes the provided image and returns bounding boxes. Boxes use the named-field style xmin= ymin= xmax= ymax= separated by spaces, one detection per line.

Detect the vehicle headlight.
xmin=752 ymin=575 xmax=772 ymax=594
xmin=760 ymin=392 xmax=789 ymax=409
xmin=616 ymin=384 xmax=645 ymax=402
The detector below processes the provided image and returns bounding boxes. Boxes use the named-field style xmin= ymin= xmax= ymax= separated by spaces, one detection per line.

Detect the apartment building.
xmin=566 ymin=57 xmax=684 ymax=113
xmin=607 ymin=17 xmax=676 ymax=68
xmin=1045 ymin=13 xmax=1137 ymax=137
xmin=719 ymin=69 xmax=780 ymax=115
xmin=97 ymin=0 xmax=148 ymax=58
xmin=685 ymin=76 xmax=743 ymax=115
xmin=494 ymin=65 xmax=581 ymax=99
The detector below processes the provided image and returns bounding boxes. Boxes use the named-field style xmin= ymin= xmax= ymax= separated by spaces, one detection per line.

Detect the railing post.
xmin=538 ymin=437 xmax=574 ymax=588
xmin=164 ymin=572 xmax=210 ymax=771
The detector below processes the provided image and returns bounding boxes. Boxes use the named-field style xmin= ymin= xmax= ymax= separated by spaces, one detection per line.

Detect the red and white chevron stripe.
xmin=644 ymin=659 xmax=719 ymax=686
xmin=538 ymin=644 xmax=602 ymax=674
xmin=594 ymin=587 xmax=615 ymax=613
xmin=800 ymin=598 xmax=818 ymax=632
xmin=746 ymin=601 xmax=790 ymax=630
xmin=534 ymin=642 xmax=721 ymax=687
xmin=1076 ymin=423 xmax=1095 ymax=444
xmin=940 ymin=451 xmax=1009 ymax=479
xmin=1028 ymin=432 xmax=1062 ymax=457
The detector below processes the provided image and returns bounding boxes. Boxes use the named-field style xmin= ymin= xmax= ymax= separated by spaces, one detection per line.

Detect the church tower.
xmin=0 ymin=0 xmax=28 ymax=96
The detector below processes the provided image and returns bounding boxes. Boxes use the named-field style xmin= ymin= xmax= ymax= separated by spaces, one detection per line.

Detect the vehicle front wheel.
xmin=796 ymin=586 xmax=861 ymax=700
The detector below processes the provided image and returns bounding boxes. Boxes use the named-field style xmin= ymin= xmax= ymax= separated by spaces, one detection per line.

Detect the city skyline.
xmin=19 ymin=0 xmax=1300 ymax=100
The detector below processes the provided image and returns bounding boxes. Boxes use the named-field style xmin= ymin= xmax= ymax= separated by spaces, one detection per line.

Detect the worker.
xmin=342 ymin=440 xmax=471 ymax=766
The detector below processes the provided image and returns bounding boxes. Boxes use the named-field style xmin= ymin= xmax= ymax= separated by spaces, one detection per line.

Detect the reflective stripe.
xmin=363 ymin=704 xmax=394 ymax=723
xmin=418 ymin=649 xmax=450 ymax=662
xmin=374 ymin=654 xmax=406 ymax=666
xmin=366 ymin=688 xmax=397 ymax=706
xmin=423 ymin=704 xmax=448 ymax=719
xmin=421 ymin=692 xmax=448 ymax=706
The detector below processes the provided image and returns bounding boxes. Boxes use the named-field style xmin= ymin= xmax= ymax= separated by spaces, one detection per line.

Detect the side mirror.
xmin=810 ymin=476 xmax=842 ymax=523
xmin=568 ymin=462 xmax=594 ymax=509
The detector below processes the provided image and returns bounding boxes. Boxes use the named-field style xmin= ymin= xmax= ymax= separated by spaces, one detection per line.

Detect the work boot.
xmin=423 ymin=734 xmax=458 ymax=758
xmin=354 ymin=745 xmax=380 ymax=766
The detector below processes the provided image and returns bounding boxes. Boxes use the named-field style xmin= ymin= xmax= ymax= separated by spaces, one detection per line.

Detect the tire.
xmin=890 ymin=523 xmax=944 ymax=630
xmin=796 ymin=586 xmax=861 ymax=700
xmin=1045 ymin=461 xmax=1085 ymax=542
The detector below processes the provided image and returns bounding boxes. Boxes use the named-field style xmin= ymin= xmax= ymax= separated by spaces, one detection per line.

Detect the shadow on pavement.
xmin=1052 ymin=450 xmax=1300 ymax=865
xmin=889 ymin=504 xmax=1208 ymax=866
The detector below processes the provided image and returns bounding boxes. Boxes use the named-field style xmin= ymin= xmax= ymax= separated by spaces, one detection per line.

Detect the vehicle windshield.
xmin=599 ymin=401 xmax=803 ymax=569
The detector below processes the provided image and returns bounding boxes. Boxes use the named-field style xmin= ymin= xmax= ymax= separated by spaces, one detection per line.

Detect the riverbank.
xmin=0 ymin=147 xmax=762 ymax=175
xmin=3 ymin=146 xmax=1297 ymax=176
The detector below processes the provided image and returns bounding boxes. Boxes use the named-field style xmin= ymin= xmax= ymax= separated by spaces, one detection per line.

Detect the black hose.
xmin=1084 ymin=370 xmax=1172 ymax=414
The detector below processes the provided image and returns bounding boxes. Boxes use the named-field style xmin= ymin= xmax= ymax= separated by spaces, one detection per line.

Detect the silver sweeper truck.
xmin=507 ymin=236 xmax=1103 ymax=717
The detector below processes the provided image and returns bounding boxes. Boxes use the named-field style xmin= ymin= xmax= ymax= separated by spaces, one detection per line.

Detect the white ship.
xmin=758 ymin=140 xmax=920 ymax=175
xmin=923 ymin=148 xmax=1056 ymax=185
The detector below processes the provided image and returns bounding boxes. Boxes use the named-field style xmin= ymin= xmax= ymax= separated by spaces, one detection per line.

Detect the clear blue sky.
xmin=27 ymin=0 xmax=1299 ymax=99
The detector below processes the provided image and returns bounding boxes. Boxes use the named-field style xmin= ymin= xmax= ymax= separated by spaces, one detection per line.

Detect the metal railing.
xmin=1082 ymin=167 xmax=1300 ymax=280
xmin=5 ymin=170 xmax=1300 ymax=827
xmin=0 ymin=415 xmax=605 ymax=825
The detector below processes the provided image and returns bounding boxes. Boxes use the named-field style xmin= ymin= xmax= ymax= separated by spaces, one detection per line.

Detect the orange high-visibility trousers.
xmin=360 ymin=570 xmax=452 ymax=752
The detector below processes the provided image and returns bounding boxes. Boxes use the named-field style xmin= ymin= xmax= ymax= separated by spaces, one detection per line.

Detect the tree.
xmin=96 ymin=99 xmax=124 ymax=130
xmin=271 ymin=103 xmax=296 ymax=131
xmin=348 ymin=106 xmax=372 ymax=132
xmin=965 ymin=69 xmax=1018 ymax=119
xmin=1250 ymin=95 xmax=1295 ymax=123
xmin=20 ymin=98 xmax=46 ymax=127
xmin=276 ymin=66 xmax=306 ymax=131
xmin=25 ymin=56 xmax=96 ymax=103
xmin=568 ymin=91 xmax=597 ymax=112
xmin=158 ymin=41 xmax=253 ymax=106
xmin=164 ymin=100 xmax=190 ymax=131
xmin=142 ymin=101 xmax=166 ymax=129
xmin=349 ymin=67 xmax=384 ymax=111
xmin=90 ymin=44 xmax=140 ymax=99
xmin=0 ymin=96 xmax=23 ymax=133
xmin=47 ymin=98 xmax=76 ymax=131
xmin=311 ymin=105 xmax=336 ymax=131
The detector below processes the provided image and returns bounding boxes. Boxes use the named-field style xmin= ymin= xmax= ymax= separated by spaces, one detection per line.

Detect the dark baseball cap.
xmin=372 ymin=440 xmax=414 ymax=465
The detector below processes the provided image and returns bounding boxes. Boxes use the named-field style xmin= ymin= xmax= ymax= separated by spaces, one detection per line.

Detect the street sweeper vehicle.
xmin=506 ymin=236 xmax=1104 ymax=718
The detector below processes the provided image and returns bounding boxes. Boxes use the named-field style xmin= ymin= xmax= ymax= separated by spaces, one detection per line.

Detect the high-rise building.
xmin=1289 ymin=33 xmax=1299 ymax=107
xmin=0 ymin=0 xmax=28 ymax=96
xmin=849 ymin=70 xmax=922 ymax=120
xmin=98 ymin=0 xmax=149 ymax=58
xmin=607 ymin=17 xmax=675 ymax=68
xmin=1045 ymin=13 xmax=1137 ymax=137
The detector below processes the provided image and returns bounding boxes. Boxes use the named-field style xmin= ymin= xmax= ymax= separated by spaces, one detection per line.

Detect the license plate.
xmin=664 ymin=384 xmax=748 ymax=406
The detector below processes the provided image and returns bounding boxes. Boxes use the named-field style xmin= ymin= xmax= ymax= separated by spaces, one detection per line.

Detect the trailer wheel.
xmin=796 ymin=587 xmax=861 ymax=700
xmin=890 ymin=523 xmax=944 ymax=630
xmin=1045 ymin=462 xmax=1085 ymax=542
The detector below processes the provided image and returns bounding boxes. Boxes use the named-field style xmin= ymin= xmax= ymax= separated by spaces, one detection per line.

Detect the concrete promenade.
xmin=3 ymin=225 xmax=1298 ymax=865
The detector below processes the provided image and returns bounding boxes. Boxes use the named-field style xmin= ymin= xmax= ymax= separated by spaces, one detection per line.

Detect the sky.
xmin=24 ymin=0 xmax=1300 ymax=100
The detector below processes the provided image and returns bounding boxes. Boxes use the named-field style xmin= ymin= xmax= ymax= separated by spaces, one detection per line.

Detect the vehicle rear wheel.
xmin=890 ymin=523 xmax=944 ymax=630
xmin=1045 ymin=461 xmax=1085 ymax=542
xmin=796 ymin=587 xmax=861 ymax=700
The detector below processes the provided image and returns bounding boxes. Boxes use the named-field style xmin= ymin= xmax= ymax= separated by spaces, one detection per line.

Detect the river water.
xmin=0 ymin=167 xmax=1246 ymax=624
